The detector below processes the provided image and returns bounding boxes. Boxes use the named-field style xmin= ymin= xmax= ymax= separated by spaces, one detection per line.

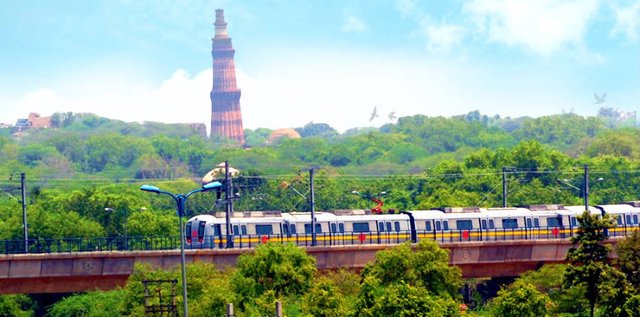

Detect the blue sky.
xmin=1 ymin=0 xmax=639 ymax=132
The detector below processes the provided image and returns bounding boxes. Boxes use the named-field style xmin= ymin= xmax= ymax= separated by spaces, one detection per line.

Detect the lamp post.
xmin=352 ymin=190 xmax=386 ymax=211
xmin=140 ymin=181 xmax=222 ymax=317
xmin=557 ymin=165 xmax=603 ymax=212
xmin=104 ymin=207 xmax=129 ymax=250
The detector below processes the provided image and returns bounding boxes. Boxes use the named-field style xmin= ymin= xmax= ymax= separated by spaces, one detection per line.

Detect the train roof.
xmin=559 ymin=205 xmax=601 ymax=216
xmin=287 ymin=212 xmax=338 ymax=222
xmin=596 ymin=204 xmax=640 ymax=213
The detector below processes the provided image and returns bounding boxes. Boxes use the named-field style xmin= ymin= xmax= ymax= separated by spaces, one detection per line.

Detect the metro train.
xmin=184 ymin=202 xmax=640 ymax=249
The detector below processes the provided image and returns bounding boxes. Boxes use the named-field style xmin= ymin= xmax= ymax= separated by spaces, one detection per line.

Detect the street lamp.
xmin=104 ymin=207 xmax=128 ymax=237
xmin=104 ymin=207 xmax=129 ymax=250
xmin=352 ymin=190 xmax=386 ymax=212
xmin=557 ymin=165 xmax=603 ymax=213
xmin=140 ymin=181 xmax=222 ymax=317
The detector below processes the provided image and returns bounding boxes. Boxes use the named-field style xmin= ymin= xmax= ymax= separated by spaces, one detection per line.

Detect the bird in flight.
xmin=594 ymin=92 xmax=606 ymax=104
xmin=369 ymin=106 xmax=379 ymax=122
xmin=388 ymin=111 xmax=396 ymax=121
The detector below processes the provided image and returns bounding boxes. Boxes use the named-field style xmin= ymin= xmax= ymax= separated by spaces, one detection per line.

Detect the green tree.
xmin=301 ymin=277 xmax=350 ymax=317
xmin=563 ymin=211 xmax=616 ymax=317
xmin=357 ymin=240 xmax=463 ymax=315
xmin=516 ymin=264 xmax=588 ymax=315
xmin=0 ymin=294 xmax=33 ymax=317
xmin=491 ymin=282 xmax=550 ymax=317
xmin=616 ymin=230 xmax=640 ymax=288
xmin=365 ymin=281 xmax=461 ymax=317
xmin=48 ymin=290 xmax=125 ymax=317
xmin=231 ymin=243 xmax=316 ymax=307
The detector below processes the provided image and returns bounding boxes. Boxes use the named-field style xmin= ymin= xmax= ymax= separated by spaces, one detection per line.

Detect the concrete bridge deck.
xmin=0 ymin=239 xmax=617 ymax=294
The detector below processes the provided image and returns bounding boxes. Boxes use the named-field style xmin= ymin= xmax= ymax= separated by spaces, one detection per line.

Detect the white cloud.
xmin=342 ymin=15 xmax=367 ymax=33
xmin=464 ymin=0 xmax=600 ymax=55
xmin=5 ymin=51 xmax=597 ymax=134
xmin=7 ymin=69 xmax=213 ymax=131
xmin=422 ymin=21 xmax=465 ymax=52
xmin=611 ymin=2 xmax=640 ymax=42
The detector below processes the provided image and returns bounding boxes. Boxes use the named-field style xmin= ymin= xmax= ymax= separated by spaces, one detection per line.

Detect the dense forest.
xmin=1 ymin=108 xmax=639 ymax=315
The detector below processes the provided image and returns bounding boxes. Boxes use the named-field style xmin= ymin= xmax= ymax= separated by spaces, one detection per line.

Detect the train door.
xmin=212 ymin=224 xmax=223 ymax=248
xmin=329 ymin=222 xmax=343 ymax=245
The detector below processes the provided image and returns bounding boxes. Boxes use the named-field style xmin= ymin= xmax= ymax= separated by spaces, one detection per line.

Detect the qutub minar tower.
xmin=210 ymin=9 xmax=245 ymax=145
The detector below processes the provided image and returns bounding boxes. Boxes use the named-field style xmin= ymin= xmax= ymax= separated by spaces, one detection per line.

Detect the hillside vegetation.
xmin=0 ymin=110 xmax=639 ymax=240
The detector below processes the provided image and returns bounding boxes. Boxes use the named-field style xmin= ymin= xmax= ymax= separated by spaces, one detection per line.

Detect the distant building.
xmin=210 ymin=9 xmax=245 ymax=145
xmin=28 ymin=112 xmax=51 ymax=128
xmin=268 ymin=128 xmax=301 ymax=144
xmin=14 ymin=113 xmax=52 ymax=130
xmin=15 ymin=118 xmax=29 ymax=130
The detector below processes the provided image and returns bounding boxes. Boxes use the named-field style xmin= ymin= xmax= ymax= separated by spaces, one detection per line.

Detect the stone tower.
xmin=210 ymin=9 xmax=245 ymax=145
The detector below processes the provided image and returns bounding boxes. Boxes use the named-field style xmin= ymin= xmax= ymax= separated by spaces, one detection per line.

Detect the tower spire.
xmin=210 ymin=9 xmax=245 ymax=145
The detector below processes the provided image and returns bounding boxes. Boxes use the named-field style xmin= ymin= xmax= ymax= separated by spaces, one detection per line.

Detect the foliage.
xmin=490 ymin=282 xmax=550 ymax=317
xmin=357 ymin=240 xmax=463 ymax=315
xmin=364 ymin=281 xmax=462 ymax=317
xmin=231 ymin=243 xmax=317 ymax=306
xmin=616 ymin=229 xmax=640 ymax=288
xmin=516 ymin=264 xmax=589 ymax=315
xmin=301 ymin=277 xmax=351 ymax=317
xmin=0 ymin=294 xmax=34 ymax=317
xmin=563 ymin=211 xmax=616 ymax=317
xmin=48 ymin=290 xmax=125 ymax=317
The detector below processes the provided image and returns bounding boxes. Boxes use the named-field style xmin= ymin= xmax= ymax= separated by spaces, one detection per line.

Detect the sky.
xmin=1 ymin=0 xmax=639 ymax=132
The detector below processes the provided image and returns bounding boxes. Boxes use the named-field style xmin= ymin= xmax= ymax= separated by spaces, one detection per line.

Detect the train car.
xmin=596 ymin=203 xmax=640 ymax=236
xmin=185 ymin=211 xmax=287 ymax=248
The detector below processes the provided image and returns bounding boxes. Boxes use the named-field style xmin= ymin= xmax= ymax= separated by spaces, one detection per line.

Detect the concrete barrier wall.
xmin=0 ymin=239 xmax=621 ymax=294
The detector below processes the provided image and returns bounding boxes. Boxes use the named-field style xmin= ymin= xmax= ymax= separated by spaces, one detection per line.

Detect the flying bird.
xmin=369 ymin=106 xmax=379 ymax=122
xmin=594 ymin=92 xmax=607 ymax=104
xmin=388 ymin=111 xmax=396 ymax=121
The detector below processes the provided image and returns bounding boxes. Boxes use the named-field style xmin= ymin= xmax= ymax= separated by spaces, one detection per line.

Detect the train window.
xmin=353 ymin=222 xmax=371 ymax=233
xmin=255 ymin=225 xmax=273 ymax=235
xmin=526 ymin=218 xmax=532 ymax=228
xmin=233 ymin=225 xmax=240 ymax=236
xmin=617 ymin=216 xmax=623 ymax=225
xmin=185 ymin=222 xmax=192 ymax=238
xmin=502 ymin=219 xmax=518 ymax=229
xmin=289 ymin=224 xmax=296 ymax=234
xmin=547 ymin=217 xmax=560 ymax=227
xmin=634 ymin=215 xmax=639 ymax=224
xmin=378 ymin=222 xmax=385 ymax=232
xmin=394 ymin=222 xmax=400 ymax=232
xmin=241 ymin=225 xmax=247 ymax=235
xmin=456 ymin=220 xmax=473 ymax=230
xmin=331 ymin=223 xmax=337 ymax=233
xmin=339 ymin=223 xmax=345 ymax=233
xmin=443 ymin=221 xmax=449 ymax=231
xmin=213 ymin=224 xmax=221 ymax=236
xmin=627 ymin=215 xmax=632 ymax=225
xmin=534 ymin=218 xmax=540 ymax=228
xmin=304 ymin=224 xmax=322 ymax=234
xmin=386 ymin=222 xmax=392 ymax=232
xmin=426 ymin=221 xmax=432 ymax=231
xmin=435 ymin=221 xmax=441 ymax=231
xmin=481 ymin=219 xmax=487 ymax=229
xmin=571 ymin=217 xmax=577 ymax=227
xmin=489 ymin=219 xmax=495 ymax=229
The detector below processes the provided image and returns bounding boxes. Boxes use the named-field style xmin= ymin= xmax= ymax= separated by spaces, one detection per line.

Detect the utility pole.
xmin=21 ymin=172 xmax=28 ymax=253
xmin=584 ymin=164 xmax=589 ymax=212
xmin=309 ymin=167 xmax=317 ymax=246
xmin=502 ymin=167 xmax=507 ymax=208
xmin=225 ymin=161 xmax=234 ymax=248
